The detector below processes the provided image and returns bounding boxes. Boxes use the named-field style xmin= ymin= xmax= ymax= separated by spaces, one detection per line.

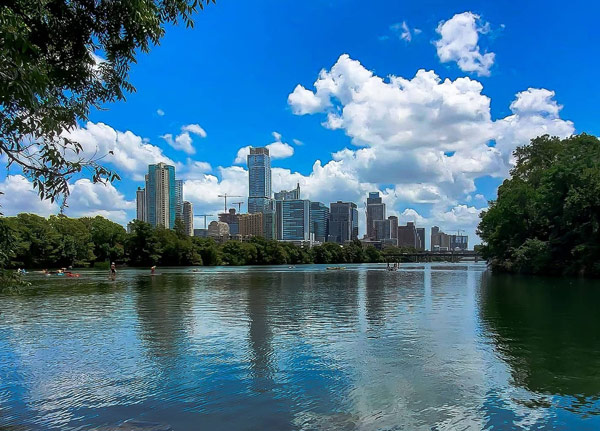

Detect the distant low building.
xmin=431 ymin=226 xmax=468 ymax=251
xmin=208 ymin=221 xmax=230 ymax=240
xmin=194 ymin=228 xmax=208 ymax=238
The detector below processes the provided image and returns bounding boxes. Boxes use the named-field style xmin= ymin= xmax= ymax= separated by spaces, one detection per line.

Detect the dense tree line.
xmin=478 ymin=134 xmax=600 ymax=277
xmin=0 ymin=215 xmax=415 ymax=271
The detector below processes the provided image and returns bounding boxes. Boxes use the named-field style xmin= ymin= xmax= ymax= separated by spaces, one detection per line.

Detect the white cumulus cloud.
xmin=435 ymin=12 xmax=495 ymax=76
xmin=161 ymin=123 xmax=207 ymax=155
xmin=63 ymin=122 xmax=175 ymax=181
xmin=234 ymin=132 xmax=295 ymax=164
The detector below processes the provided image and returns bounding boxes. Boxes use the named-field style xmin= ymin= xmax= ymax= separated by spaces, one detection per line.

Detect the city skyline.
xmin=1 ymin=2 xmax=595 ymax=247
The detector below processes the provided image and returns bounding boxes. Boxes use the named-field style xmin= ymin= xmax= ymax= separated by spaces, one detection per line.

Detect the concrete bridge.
xmin=383 ymin=250 xmax=484 ymax=263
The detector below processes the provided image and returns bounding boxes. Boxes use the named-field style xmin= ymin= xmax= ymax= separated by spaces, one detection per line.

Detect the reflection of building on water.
xmin=134 ymin=274 xmax=194 ymax=361
xmin=479 ymin=273 xmax=600 ymax=399
xmin=246 ymin=274 xmax=276 ymax=390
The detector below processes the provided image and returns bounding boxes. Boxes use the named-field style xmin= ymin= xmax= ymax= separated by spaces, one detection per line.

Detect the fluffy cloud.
xmin=234 ymin=132 xmax=295 ymax=164
xmin=0 ymin=175 xmax=58 ymax=216
xmin=435 ymin=12 xmax=495 ymax=76
xmin=64 ymin=122 xmax=174 ymax=181
xmin=285 ymin=53 xmax=574 ymax=239
xmin=161 ymin=123 xmax=207 ymax=155
xmin=156 ymin=109 xmax=165 ymax=116
xmin=390 ymin=21 xmax=421 ymax=42
xmin=0 ymin=175 xmax=134 ymax=224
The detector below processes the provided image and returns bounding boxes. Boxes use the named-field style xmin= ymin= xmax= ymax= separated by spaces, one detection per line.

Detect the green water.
xmin=0 ymin=263 xmax=599 ymax=430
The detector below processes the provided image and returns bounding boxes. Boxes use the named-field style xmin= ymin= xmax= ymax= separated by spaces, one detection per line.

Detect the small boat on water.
xmin=326 ymin=266 xmax=346 ymax=271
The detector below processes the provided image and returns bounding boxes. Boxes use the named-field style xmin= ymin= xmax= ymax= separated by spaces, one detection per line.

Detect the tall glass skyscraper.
xmin=248 ymin=147 xmax=271 ymax=212
xmin=146 ymin=162 xmax=176 ymax=229
xmin=175 ymin=179 xmax=184 ymax=220
xmin=329 ymin=201 xmax=358 ymax=243
xmin=247 ymin=147 xmax=275 ymax=239
xmin=310 ymin=201 xmax=329 ymax=243
xmin=275 ymin=199 xmax=311 ymax=241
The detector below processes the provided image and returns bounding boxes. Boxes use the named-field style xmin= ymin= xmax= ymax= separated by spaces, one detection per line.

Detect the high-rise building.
xmin=310 ymin=202 xmax=329 ymax=243
xmin=398 ymin=222 xmax=420 ymax=249
xmin=275 ymin=199 xmax=311 ymax=241
xmin=366 ymin=192 xmax=386 ymax=240
xmin=247 ymin=147 xmax=275 ymax=239
xmin=136 ymin=187 xmax=147 ymax=222
xmin=146 ymin=162 xmax=176 ymax=228
xmin=183 ymin=201 xmax=193 ymax=236
xmin=219 ymin=208 xmax=240 ymax=235
xmin=274 ymin=183 xmax=300 ymax=201
xmin=329 ymin=201 xmax=358 ymax=243
xmin=248 ymin=147 xmax=272 ymax=213
xmin=239 ymin=213 xmax=263 ymax=237
xmin=416 ymin=228 xmax=425 ymax=251
xmin=175 ymin=179 xmax=184 ymax=221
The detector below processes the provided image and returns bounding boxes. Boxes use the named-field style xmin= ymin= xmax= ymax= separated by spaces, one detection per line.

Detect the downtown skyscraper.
xmin=145 ymin=162 xmax=177 ymax=229
xmin=247 ymin=147 xmax=275 ymax=239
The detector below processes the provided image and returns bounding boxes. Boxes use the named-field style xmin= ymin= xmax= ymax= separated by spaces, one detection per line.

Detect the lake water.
xmin=1 ymin=263 xmax=600 ymax=430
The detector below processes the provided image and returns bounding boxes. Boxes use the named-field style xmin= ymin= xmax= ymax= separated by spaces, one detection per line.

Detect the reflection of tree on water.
xmin=479 ymin=273 xmax=600 ymax=399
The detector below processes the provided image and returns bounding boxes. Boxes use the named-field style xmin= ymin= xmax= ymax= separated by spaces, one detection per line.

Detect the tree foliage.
xmin=478 ymin=134 xmax=600 ymax=277
xmin=0 ymin=213 xmax=390 ymax=269
xmin=0 ymin=0 xmax=213 ymax=204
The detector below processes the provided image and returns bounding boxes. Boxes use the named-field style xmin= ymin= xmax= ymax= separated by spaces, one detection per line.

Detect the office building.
xmin=247 ymin=147 xmax=275 ymax=239
xmin=239 ymin=212 xmax=263 ymax=237
xmin=175 ymin=179 xmax=184 ymax=220
xmin=146 ymin=162 xmax=176 ymax=228
xmin=329 ymin=201 xmax=358 ymax=243
xmin=247 ymin=147 xmax=272 ymax=213
xmin=274 ymin=183 xmax=301 ymax=200
xmin=275 ymin=199 xmax=311 ymax=241
xmin=398 ymin=222 xmax=420 ymax=249
xmin=219 ymin=208 xmax=240 ymax=235
xmin=366 ymin=192 xmax=386 ymax=240
xmin=373 ymin=219 xmax=391 ymax=241
xmin=136 ymin=187 xmax=146 ymax=222
xmin=416 ymin=228 xmax=425 ymax=251
xmin=310 ymin=202 xmax=329 ymax=243
xmin=431 ymin=226 xmax=449 ymax=251
xmin=183 ymin=201 xmax=193 ymax=236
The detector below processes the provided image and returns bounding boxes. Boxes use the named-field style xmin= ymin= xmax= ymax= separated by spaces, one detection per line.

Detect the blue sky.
xmin=2 ymin=0 xmax=597 ymax=244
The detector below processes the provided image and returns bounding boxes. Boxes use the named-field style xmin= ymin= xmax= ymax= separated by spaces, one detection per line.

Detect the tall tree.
xmin=478 ymin=134 xmax=600 ymax=276
xmin=0 ymin=0 xmax=214 ymax=205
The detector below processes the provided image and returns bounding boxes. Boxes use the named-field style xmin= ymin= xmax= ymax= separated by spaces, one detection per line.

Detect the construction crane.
xmin=232 ymin=201 xmax=244 ymax=213
xmin=194 ymin=214 xmax=214 ymax=229
xmin=218 ymin=194 xmax=243 ymax=213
